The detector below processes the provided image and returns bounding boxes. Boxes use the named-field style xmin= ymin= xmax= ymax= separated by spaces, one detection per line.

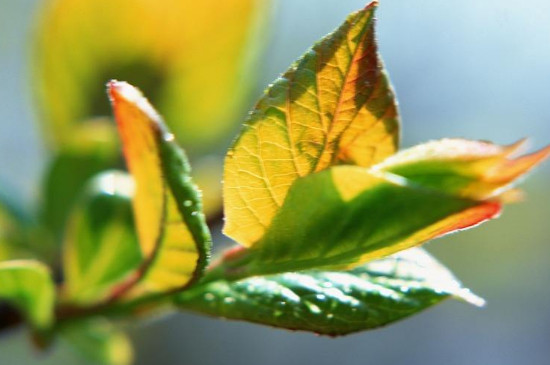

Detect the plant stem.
xmin=0 ymin=244 xmax=258 ymax=337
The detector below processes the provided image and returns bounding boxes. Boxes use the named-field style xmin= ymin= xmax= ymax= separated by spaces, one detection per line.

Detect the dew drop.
xmin=183 ymin=200 xmax=193 ymax=207
xmin=305 ymin=302 xmax=321 ymax=314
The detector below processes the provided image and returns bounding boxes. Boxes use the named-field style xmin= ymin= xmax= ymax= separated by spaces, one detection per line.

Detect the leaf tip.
xmin=364 ymin=1 xmax=379 ymax=10
xmin=487 ymin=143 xmax=550 ymax=184
xmin=107 ymin=80 xmax=162 ymax=126
xmin=440 ymin=201 xmax=502 ymax=238
xmin=503 ymin=138 xmax=529 ymax=156
xmin=106 ymin=79 xmax=127 ymax=103
xmin=455 ymin=288 xmax=486 ymax=308
xmin=107 ymin=80 xmax=140 ymax=106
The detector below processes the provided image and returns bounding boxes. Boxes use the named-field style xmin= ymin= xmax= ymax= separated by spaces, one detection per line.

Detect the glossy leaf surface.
xmin=34 ymin=0 xmax=269 ymax=153
xmin=109 ymin=81 xmax=211 ymax=297
xmin=0 ymin=260 xmax=55 ymax=330
xmin=176 ymin=248 xmax=482 ymax=335
xmin=224 ymin=2 xmax=399 ymax=247
xmin=62 ymin=171 xmax=142 ymax=305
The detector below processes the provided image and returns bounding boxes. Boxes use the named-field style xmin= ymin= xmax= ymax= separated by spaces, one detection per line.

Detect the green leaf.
xmin=0 ymin=180 xmax=33 ymax=226
xmin=219 ymin=166 xmax=500 ymax=277
xmin=40 ymin=120 xmax=120 ymax=244
xmin=33 ymin=0 xmax=270 ymax=154
xmin=62 ymin=171 xmax=142 ymax=305
xmin=108 ymin=81 xmax=212 ymax=298
xmin=61 ymin=318 xmax=133 ymax=365
xmin=0 ymin=187 xmax=31 ymax=261
xmin=0 ymin=260 xmax=55 ymax=330
xmin=375 ymin=138 xmax=550 ymax=200
xmin=224 ymin=2 xmax=399 ymax=247
xmin=0 ymin=180 xmax=41 ymax=261
xmin=176 ymin=248 xmax=483 ymax=336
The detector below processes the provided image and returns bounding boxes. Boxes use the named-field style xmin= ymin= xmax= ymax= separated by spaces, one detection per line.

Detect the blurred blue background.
xmin=1 ymin=0 xmax=549 ymax=364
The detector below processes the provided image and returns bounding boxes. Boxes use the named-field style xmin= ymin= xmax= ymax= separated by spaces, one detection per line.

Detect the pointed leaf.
xmin=375 ymin=138 xmax=550 ymax=200
xmin=62 ymin=318 xmax=133 ymax=365
xmin=176 ymin=248 xmax=482 ymax=336
xmin=62 ymin=171 xmax=142 ymax=305
xmin=108 ymin=81 xmax=211 ymax=297
xmin=33 ymin=0 xmax=270 ymax=153
xmin=222 ymin=165 xmax=499 ymax=276
xmin=0 ymin=260 xmax=55 ymax=330
xmin=224 ymin=2 xmax=399 ymax=247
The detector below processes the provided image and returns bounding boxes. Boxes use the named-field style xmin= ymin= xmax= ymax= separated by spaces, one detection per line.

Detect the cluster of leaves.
xmin=0 ymin=1 xmax=549 ymax=364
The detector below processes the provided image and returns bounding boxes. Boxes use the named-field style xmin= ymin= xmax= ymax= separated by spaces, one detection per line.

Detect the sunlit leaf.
xmin=62 ymin=318 xmax=133 ymax=365
xmin=0 ymin=260 xmax=55 ymax=330
xmin=221 ymin=166 xmax=500 ymax=276
xmin=176 ymin=248 xmax=483 ymax=336
xmin=40 ymin=120 xmax=120 ymax=244
xmin=375 ymin=138 xmax=550 ymax=200
xmin=62 ymin=171 xmax=142 ymax=305
xmin=33 ymin=0 xmax=270 ymax=153
xmin=108 ymin=81 xmax=211 ymax=297
xmin=224 ymin=2 xmax=399 ymax=247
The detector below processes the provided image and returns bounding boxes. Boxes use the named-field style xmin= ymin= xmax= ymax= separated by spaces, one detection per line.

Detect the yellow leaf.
xmin=224 ymin=2 xmax=399 ymax=247
xmin=108 ymin=81 xmax=211 ymax=297
xmin=34 ymin=0 xmax=270 ymax=152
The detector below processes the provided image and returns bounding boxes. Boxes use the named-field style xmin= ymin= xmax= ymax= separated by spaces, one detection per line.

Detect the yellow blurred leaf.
xmin=34 ymin=0 xmax=270 ymax=153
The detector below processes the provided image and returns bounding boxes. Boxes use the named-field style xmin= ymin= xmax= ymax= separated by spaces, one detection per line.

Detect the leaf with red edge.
xmin=108 ymin=81 xmax=211 ymax=298
xmin=213 ymin=165 xmax=502 ymax=278
xmin=374 ymin=138 xmax=550 ymax=201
